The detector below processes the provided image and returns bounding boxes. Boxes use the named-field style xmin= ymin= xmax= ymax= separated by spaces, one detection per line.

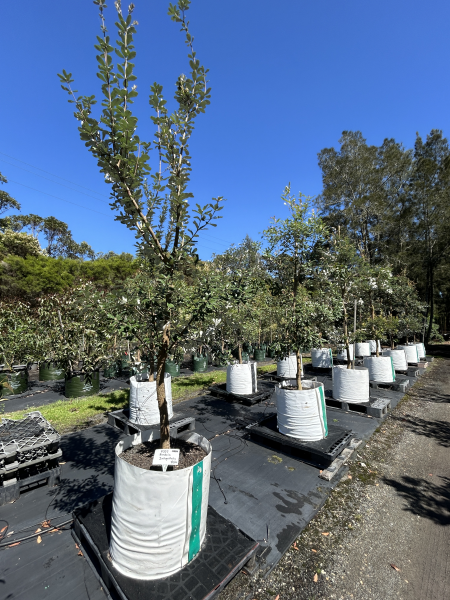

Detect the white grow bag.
xmin=311 ymin=348 xmax=333 ymax=368
xmin=226 ymin=362 xmax=257 ymax=395
xmin=367 ymin=340 xmax=381 ymax=354
xmin=332 ymin=366 xmax=369 ymax=403
xmin=110 ymin=429 xmax=212 ymax=580
xmin=355 ymin=342 xmax=371 ymax=357
xmin=337 ymin=345 xmax=353 ymax=361
xmin=277 ymin=354 xmax=303 ymax=378
xmin=413 ymin=343 xmax=426 ymax=359
xmin=397 ymin=344 xmax=420 ymax=364
xmin=129 ymin=374 xmax=173 ymax=425
xmin=382 ymin=349 xmax=407 ymax=371
xmin=276 ymin=379 xmax=328 ymax=441
xmin=363 ymin=356 xmax=396 ymax=382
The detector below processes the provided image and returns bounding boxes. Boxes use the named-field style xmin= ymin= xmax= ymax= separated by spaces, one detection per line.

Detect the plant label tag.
xmin=153 ymin=449 xmax=180 ymax=467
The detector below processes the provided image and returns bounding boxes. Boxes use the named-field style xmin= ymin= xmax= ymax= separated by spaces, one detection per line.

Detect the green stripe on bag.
xmin=318 ymin=385 xmax=328 ymax=437
xmin=329 ymin=348 xmax=333 ymax=365
xmin=390 ymin=357 xmax=396 ymax=381
xmin=188 ymin=460 xmax=204 ymax=561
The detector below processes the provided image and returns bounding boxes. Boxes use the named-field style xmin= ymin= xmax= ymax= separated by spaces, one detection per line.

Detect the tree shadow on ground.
xmin=48 ymin=473 xmax=113 ymax=515
xmin=391 ymin=414 xmax=450 ymax=447
xmin=382 ymin=474 xmax=450 ymax=525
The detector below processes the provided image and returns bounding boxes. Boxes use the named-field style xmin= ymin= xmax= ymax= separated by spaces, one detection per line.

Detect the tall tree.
xmin=0 ymin=171 xmax=21 ymax=216
xmin=317 ymin=131 xmax=411 ymax=264
xmin=409 ymin=130 xmax=450 ymax=341
xmin=58 ymin=0 xmax=223 ymax=448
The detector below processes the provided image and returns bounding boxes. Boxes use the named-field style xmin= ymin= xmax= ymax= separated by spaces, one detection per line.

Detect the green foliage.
xmin=0 ymin=170 xmax=21 ymax=216
xmin=0 ymin=300 xmax=40 ymax=368
xmin=0 ymin=254 xmax=138 ymax=300
xmin=0 ymin=230 xmax=41 ymax=259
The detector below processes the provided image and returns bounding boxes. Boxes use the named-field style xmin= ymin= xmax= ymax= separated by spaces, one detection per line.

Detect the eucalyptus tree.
xmin=408 ymin=130 xmax=450 ymax=342
xmin=58 ymin=0 xmax=223 ymax=447
xmin=0 ymin=171 xmax=20 ymax=216
xmin=317 ymin=131 xmax=412 ymax=264
xmin=263 ymin=186 xmax=341 ymax=389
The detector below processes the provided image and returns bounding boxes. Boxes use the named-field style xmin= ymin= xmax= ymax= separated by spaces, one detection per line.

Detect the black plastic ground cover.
xmin=73 ymin=493 xmax=259 ymax=600
xmin=247 ymin=413 xmax=352 ymax=467
xmin=261 ymin=370 xmax=318 ymax=383
xmin=107 ymin=408 xmax=195 ymax=437
xmin=209 ymin=382 xmax=273 ymax=406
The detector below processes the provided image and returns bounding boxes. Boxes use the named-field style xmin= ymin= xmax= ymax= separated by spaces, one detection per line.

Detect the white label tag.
xmin=153 ymin=449 xmax=180 ymax=466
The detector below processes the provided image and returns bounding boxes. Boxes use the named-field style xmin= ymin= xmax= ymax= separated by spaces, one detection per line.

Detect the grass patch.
xmin=0 ymin=370 xmax=231 ymax=433
xmin=1 ymin=389 xmax=129 ymax=433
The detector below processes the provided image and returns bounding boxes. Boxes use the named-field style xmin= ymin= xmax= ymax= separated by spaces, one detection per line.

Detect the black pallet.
xmin=0 ymin=411 xmax=61 ymax=472
xmin=369 ymin=379 xmax=409 ymax=392
xmin=107 ymin=409 xmax=195 ymax=437
xmin=209 ymin=383 xmax=272 ymax=406
xmin=72 ymin=493 xmax=259 ymax=600
xmin=260 ymin=371 xmax=317 ymax=384
xmin=324 ymin=394 xmax=390 ymax=418
xmin=247 ymin=414 xmax=352 ymax=467
xmin=0 ymin=463 xmax=61 ymax=507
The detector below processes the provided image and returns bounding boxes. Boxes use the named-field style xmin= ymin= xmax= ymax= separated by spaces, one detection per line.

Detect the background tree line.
xmin=0 ymin=169 xmax=137 ymax=299
xmin=316 ymin=129 xmax=450 ymax=342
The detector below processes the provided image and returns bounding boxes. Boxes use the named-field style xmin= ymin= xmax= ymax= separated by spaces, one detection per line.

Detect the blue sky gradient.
xmin=1 ymin=0 xmax=449 ymax=258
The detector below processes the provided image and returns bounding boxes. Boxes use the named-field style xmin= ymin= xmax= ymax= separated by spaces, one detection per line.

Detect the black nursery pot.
xmin=64 ymin=371 xmax=100 ymax=399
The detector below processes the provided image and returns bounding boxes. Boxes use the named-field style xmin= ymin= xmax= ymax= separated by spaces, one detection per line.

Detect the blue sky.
xmin=1 ymin=0 xmax=449 ymax=259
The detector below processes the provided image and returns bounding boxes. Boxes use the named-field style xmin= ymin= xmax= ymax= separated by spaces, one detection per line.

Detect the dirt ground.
xmin=219 ymin=358 xmax=450 ymax=600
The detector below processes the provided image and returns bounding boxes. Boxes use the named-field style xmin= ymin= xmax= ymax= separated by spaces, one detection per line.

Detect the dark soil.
xmin=120 ymin=437 xmax=207 ymax=471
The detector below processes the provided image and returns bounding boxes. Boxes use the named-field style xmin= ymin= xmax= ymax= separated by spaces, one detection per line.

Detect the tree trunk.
xmin=238 ymin=343 xmax=242 ymax=364
xmin=426 ymin=267 xmax=434 ymax=343
xmin=296 ymin=349 xmax=302 ymax=390
xmin=157 ymin=324 xmax=171 ymax=449
xmin=375 ymin=339 xmax=379 ymax=357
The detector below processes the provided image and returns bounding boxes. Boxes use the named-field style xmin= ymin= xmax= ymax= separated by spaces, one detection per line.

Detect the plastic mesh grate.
xmin=0 ymin=412 xmax=60 ymax=463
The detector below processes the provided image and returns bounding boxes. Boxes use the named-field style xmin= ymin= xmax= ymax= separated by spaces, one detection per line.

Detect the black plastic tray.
xmin=73 ymin=493 xmax=259 ymax=600
xmin=247 ymin=413 xmax=353 ymax=467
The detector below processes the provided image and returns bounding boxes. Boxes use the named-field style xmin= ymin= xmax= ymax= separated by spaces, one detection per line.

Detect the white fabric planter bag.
xmin=277 ymin=354 xmax=303 ymax=378
xmin=413 ymin=343 xmax=426 ymax=359
xmin=276 ymin=379 xmax=328 ymax=441
xmin=226 ymin=362 xmax=257 ymax=395
xmin=382 ymin=349 xmax=407 ymax=371
xmin=129 ymin=374 xmax=173 ymax=425
xmin=363 ymin=356 xmax=396 ymax=382
xmin=355 ymin=342 xmax=371 ymax=357
xmin=337 ymin=345 xmax=353 ymax=361
xmin=397 ymin=344 xmax=419 ymax=364
xmin=110 ymin=429 xmax=211 ymax=580
xmin=311 ymin=348 xmax=333 ymax=368
xmin=367 ymin=340 xmax=381 ymax=354
xmin=332 ymin=366 xmax=369 ymax=403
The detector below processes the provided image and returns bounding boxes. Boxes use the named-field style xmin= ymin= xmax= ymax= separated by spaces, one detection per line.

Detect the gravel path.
xmin=218 ymin=358 xmax=450 ymax=600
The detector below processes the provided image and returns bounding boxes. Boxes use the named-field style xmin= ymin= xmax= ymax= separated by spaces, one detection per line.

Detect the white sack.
xmin=110 ymin=429 xmax=211 ymax=580
xmin=226 ymin=362 xmax=257 ymax=395
xmin=363 ymin=356 xmax=396 ymax=382
xmin=355 ymin=342 xmax=371 ymax=357
xmin=337 ymin=345 xmax=353 ymax=361
xmin=332 ymin=366 xmax=369 ymax=403
xmin=129 ymin=373 xmax=173 ymax=425
xmin=412 ymin=343 xmax=426 ymax=359
xmin=397 ymin=345 xmax=419 ymax=364
xmin=382 ymin=349 xmax=407 ymax=371
xmin=311 ymin=348 xmax=333 ymax=368
xmin=367 ymin=340 xmax=381 ymax=354
xmin=276 ymin=379 xmax=328 ymax=441
xmin=277 ymin=354 xmax=303 ymax=378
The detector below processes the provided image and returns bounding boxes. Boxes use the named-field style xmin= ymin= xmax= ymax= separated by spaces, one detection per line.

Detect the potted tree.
xmin=263 ymin=187 xmax=340 ymax=441
xmin=59 ymin=0 xmax=222 ymax=578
